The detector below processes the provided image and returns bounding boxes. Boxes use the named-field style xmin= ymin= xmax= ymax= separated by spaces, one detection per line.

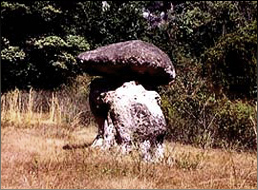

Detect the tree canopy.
xmin=1 ymin=1 xmax=257 ymax=99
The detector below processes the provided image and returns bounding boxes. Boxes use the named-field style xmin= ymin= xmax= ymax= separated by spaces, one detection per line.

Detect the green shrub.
xmin=159 ymin=59 xmax=257 ymax=151
xmin=215 ymin=100 xmax=257 ymax=150
xmin=203 ymin=20 xmax=257 ymax=99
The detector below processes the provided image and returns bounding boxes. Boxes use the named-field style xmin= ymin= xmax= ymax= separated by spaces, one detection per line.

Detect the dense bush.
xmin=159 ymin=59 xmax=257 ymax=150
xmin=203 ymin=20 xmax=257 ymax=99
xmin=215 ymin=99 xmax=257 ymax=150
xmin=1 ymin=34 xmax=90 ymax=91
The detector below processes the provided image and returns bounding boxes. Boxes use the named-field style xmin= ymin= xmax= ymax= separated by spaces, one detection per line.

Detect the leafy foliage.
xmin=1 ymin=1 xmax=92 ymax=91
xmin=203 ymin=20 xmax=257 ymax=98
xmin=1 ymin=1 xmax=148 ymax=91
xmin=159 ymin=59 xmax=257 ymax=150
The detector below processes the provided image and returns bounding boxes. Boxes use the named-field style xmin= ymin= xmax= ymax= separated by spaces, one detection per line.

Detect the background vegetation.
xmin=1 ymin=1 xmax=257 ymax=150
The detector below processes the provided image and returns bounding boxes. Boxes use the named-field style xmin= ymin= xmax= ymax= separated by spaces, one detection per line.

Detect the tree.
xmin=204 ymin=20 xmax=257 ymax=99
xmin=1 ymin=1 xmax=90 ymax=91
xmin=148 ymin=1 xmax=257 ymax=99
xmin=1 ymin=1 xmax=148 ymax=91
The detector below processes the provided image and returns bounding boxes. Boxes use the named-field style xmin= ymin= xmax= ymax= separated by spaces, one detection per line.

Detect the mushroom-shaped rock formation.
xmin=77 ymin=40 xmax=176 ymax=161
xmin=77 ymin=40 xmax=176 ymax=85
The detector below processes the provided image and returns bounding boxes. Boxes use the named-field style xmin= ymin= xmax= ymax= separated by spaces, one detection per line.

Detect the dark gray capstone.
xmin=77 ymin=40 xmax=176 ymax=85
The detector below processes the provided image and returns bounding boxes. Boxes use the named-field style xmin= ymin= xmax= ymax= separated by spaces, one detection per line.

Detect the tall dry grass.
xmin=1 ymin=85 xmax=92 ymax=127
xmin=1 ymin=87 xmax=257 ymax=189
xmin=1 ymin=88 xmax=56 ymax=125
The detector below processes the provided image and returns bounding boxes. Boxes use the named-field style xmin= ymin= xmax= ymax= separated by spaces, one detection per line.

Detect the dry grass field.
xmin=1 ymin=89 xmax=257 ymax=189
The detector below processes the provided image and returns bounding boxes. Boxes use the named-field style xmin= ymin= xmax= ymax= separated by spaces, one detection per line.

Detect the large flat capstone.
xmin=77 ymin=40 xmax=176 ymax=85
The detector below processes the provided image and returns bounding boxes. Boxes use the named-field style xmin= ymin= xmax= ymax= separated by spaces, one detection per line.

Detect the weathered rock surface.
xmin=91 ymin=81 xmax=167 ymax=161
xmin=77 ymin=40 xmax=176 ymax=85
xmin=89 ymin=78 xmax=125 ymax=145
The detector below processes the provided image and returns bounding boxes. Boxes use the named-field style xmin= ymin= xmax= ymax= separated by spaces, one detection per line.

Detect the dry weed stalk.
xmin=1 ymin=89 xmax=68 ymax=126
